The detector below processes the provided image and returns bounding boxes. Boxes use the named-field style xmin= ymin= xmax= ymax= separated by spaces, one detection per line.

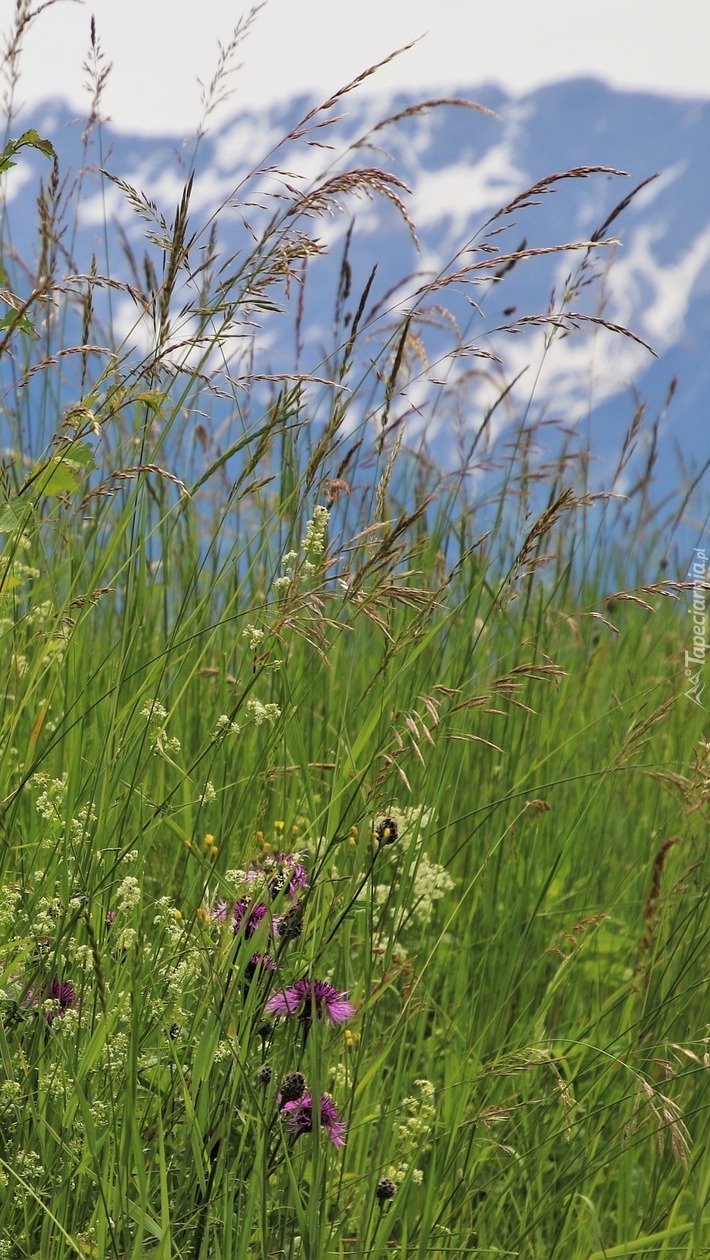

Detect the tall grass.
xmin=0 ymin=7 xmax=708 ymax=1258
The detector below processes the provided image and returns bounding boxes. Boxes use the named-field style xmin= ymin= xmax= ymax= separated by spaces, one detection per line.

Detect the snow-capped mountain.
xmin=4 ymin=78 xmax=710 ymax=551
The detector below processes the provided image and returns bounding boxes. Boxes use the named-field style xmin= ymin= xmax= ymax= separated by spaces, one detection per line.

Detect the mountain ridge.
xmin=4 ymin=77 xmax=710 ymax=552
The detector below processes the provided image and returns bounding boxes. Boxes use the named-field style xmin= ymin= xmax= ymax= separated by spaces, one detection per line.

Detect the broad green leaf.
xmin=63 ymin=441 xmax=96 ymax=470
xmin=33 ymin=457 xmax=82 ymax=497
xmin=29 ymin=445 xmax=94 ymax=497
xmin=134 ymin=390 xmax=167 ymax=414
xmin=0 ymin=310 xmax=35 ymax=336
xmin=0 ymin=499 xmax=25 ymax=532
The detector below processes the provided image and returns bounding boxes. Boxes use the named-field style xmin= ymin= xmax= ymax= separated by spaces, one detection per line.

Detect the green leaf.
xmin=0 ymin=310 xmax=36 ymax=336
xmin=134 ymin=390 xmax=167 ymax=415
xmin=0 ymin=499 xmax=25 ymax=532
xmin=0 ymin=129 xmax=56 ymax=176
xmin=28 ymin=445 xmax=95 ymax=498
xmin=64 ymin=442 xmax=96 ymax=470
xmin=33 ymin=457 xmax=82 ymax=497
xmin=15 ymin=128 xmax=56 ymax=160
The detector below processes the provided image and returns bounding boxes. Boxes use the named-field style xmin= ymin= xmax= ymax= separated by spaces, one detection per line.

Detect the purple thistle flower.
xmin=244 ymin=951 xmax=277 ymax=981
xmin=34 ymin=979 xmax=78 ymax=1024
xmin=259 ymin=853 xmax=309 ymax=901
xmin=281 ymin=1092 xmax=346 ymax=1147
xmin=265 ymin=977 xmax=354 ymax=1026
xmin=214 ymin=898 xmax=271 ymax=938
xmin=282 ymin=855 xmax=308 ymax=900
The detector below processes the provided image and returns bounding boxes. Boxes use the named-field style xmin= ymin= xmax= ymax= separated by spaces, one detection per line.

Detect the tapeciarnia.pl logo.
xmin=684 ymin=546 xmax=707 ymax=707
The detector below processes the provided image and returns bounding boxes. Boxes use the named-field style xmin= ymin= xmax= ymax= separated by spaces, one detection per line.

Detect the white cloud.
xmin=8 ymin=0 xmax=710 ymax=138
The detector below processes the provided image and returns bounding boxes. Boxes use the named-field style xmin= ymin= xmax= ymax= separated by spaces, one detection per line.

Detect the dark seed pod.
xmin=277 ymin=903 xmax=304 ymax=942
xmin=376 ymin=1177 xmax=397 ymax=1201
xmin=257 ymin=1064 xmax=272 ymax=1085
xmin=279 ymin=1070 xmax=306 ymax=1106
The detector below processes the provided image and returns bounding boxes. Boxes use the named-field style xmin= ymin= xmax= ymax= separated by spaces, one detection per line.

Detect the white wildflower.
xmin=141 ymin=700 xmax=167 ymax=722
xmin=115 ymin=876 xmax=141 ymax=913
xmin=54 ymin=1006 xmax=80 ymax=1037
xmin=0 ymin=886 xmax=19 ymax=936
xmin=302 ymin=505 xmax=329 ymax=562
xmin=141 ymin=700 xmax=180 ymax=756
xmin=211 ymin=714 xmax=240 ymax=741
xmin=69 ymin=801 xmax=97 ymax=840
xmin=33 ymin=773 xmax=68 ymax=821
xmin=114 ymin=927 xmax=137 ymax=952
xmin=245 ymin=699 xmax=281 ymax=727
xmin=0 ymin=1080 xmax=21 ymax=1112
xmin=329 ymin=1062 xmax=347 ymax=1089
xmin=242 ymin=624 xmax=265 ymax=649
xmin=411 ymin=853 xmax=454 ymax=926
xmin=91 ymin=1101 xmax=109 ymax=1126
xmin=71 ymin=945 xmax=95 ymax=973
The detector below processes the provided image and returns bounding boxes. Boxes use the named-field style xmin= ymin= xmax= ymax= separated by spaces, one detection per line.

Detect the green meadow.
xmin=1 ymin=10 xmax=708 ymax=1258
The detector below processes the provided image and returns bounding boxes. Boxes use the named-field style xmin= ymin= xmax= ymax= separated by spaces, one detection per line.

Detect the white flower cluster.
xmin=91 ymin=1100 xmax=109 ymax=1127
xmin=301 ymin=504 xmax=330 ymax=574
xmin=152 ymin=895 xmax=184 ymax=943
xmin=140 ymin=699 xmax=181 ymax=757
xmin=52 ymin=1005 xmax=80 ymax=1037
xmin=371 ymin=805 xmax=453 ymax=929
xmin=410 ymin=852 xmax=454 ymax=926
xmin=115 ymin=875 xmax=141 ymax=913
xmin=31 ymin=894 xmax=62 ymax=939
xmin=200 ymin=780 xmax=217 ymax=806
xmin=387 ymin=1078 xmax=436 ymax=1186
xmin=112 ymin=926 xmax=137 ymax=952
xmin=211 ymin=713 xmax=241 ymax=742
xmin=274 ymin=549 xmax=298 ymax=594
xmin=32 ymin=771 xmax=68 ymax=822
xmin=379 ymin=804 xmax=435 ymax=845
xmin=25 ymin=599 xmax=54 ymax=627
xmin=274 ymin=505 xmax=331 ymax=592
xmin=0 ymin=1079 xmax=21 ymax=1115
xmin=242 ymin=624 xmax=265 ymax=650
xmin=69 ymin=800 xmax=97 ymax=841
xmin=0 ymin=885 xmax=19 ymax=937
xmin=39 ymin=1070 xmax=66 ymax=1102
xmin=245 ymin=699 xmax=281 ymax=727
xmin=12 ymin=1149 xmax=44 ymax=1186
xmin=386 ymin=1162 xmax=425 ymax=1187
xmin=329 ymin=1061 xmax=347 ymax=1089
xmin=163 ymin=953 xmax=202 ymax=1001
xmin=70 ymin=944 xmax=95 ymax=973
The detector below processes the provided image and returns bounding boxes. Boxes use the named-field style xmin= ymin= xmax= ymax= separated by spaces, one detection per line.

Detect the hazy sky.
xmin=5 ymin=0 xmax=710 ymax=136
